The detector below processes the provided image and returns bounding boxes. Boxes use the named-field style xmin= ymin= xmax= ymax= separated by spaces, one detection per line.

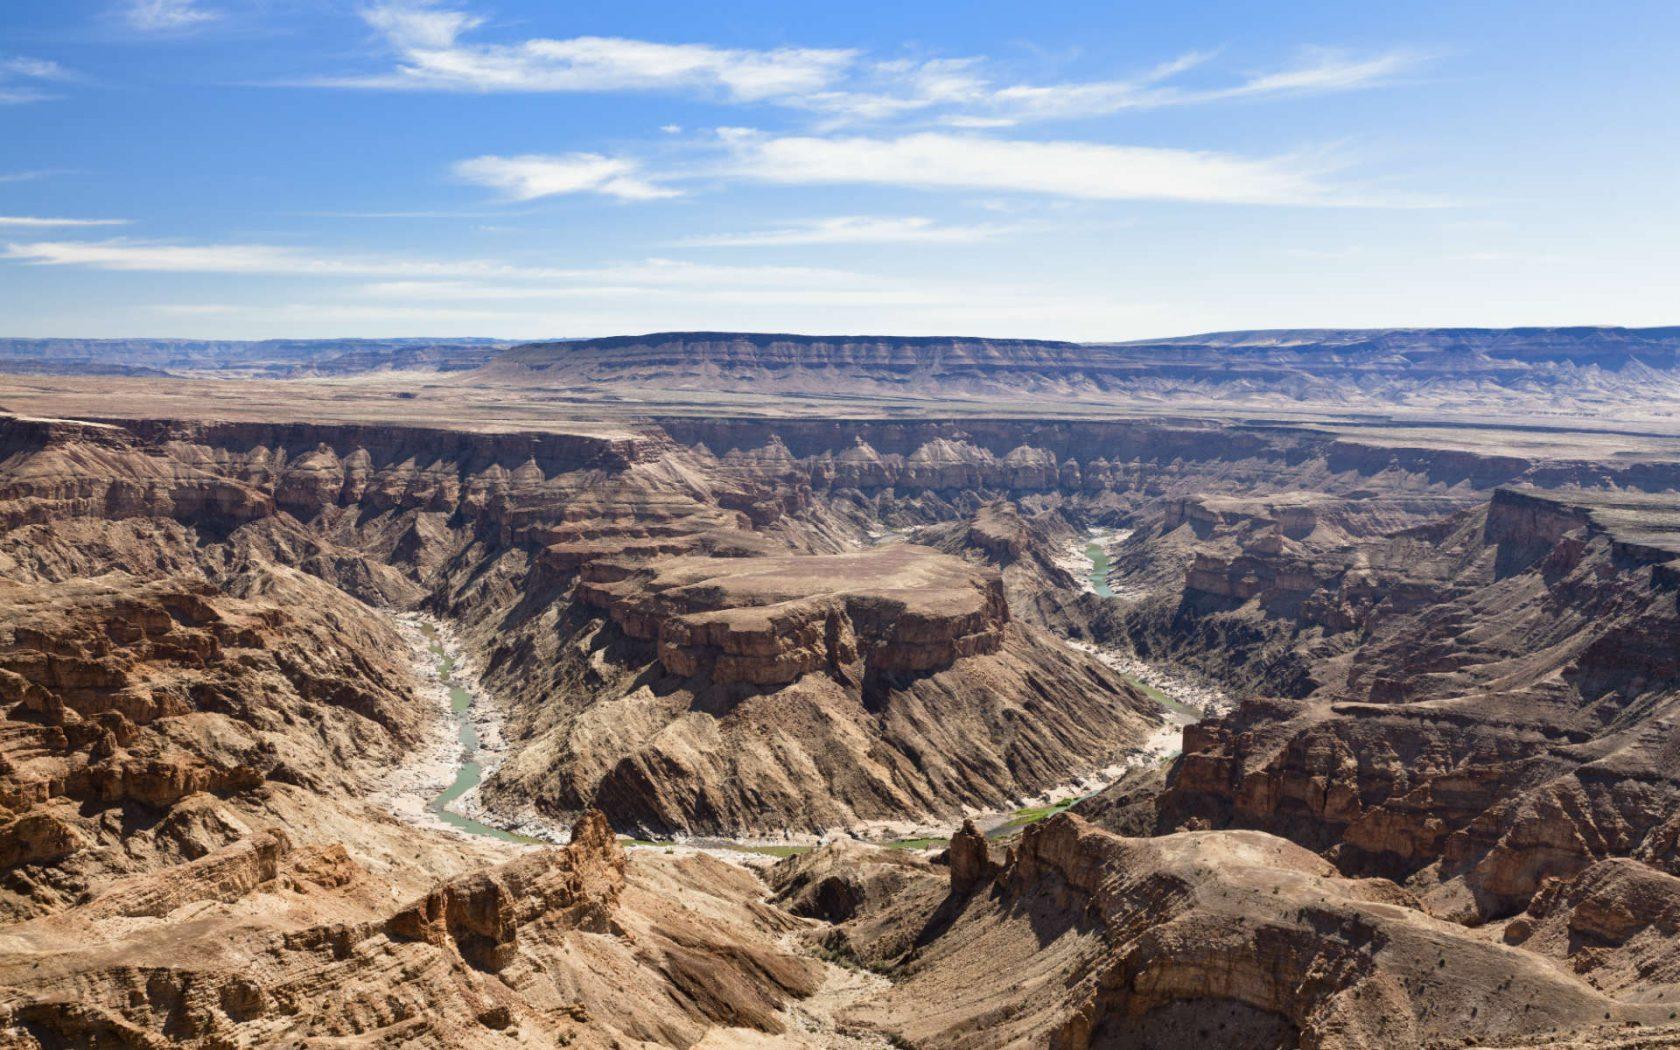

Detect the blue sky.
xmin=2 ymin=0 xmax=1678 ymax=340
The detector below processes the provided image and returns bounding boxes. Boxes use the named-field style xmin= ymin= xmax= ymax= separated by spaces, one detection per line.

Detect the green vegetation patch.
xmin=1121 ymin=673 xmax=1200 ymax=719
xmin=886 ymin=836 xmax=949 ymax=851
xmin=991 ymin=797 xmax=1080 ymax=836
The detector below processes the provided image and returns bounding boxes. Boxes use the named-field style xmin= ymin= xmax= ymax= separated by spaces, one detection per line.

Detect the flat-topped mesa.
xmin=578 ymin=546 xmax=1009 ymax=686
xmin=489 ymin=331 xmax=1085 ymax=380
xmin=530 ymin=508 xmax=780 ymax=578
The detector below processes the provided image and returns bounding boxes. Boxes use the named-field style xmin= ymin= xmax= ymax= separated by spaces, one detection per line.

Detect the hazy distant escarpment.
xmin=487 ymin=327 xmax=1088 ymax=384
xmin=8 ymin=328 xmax=1680 ymax=418
xmin=478 ymin=327 xmax=1680 ymax=412
xmin=0 ymin=337 xmax=515 ymax=377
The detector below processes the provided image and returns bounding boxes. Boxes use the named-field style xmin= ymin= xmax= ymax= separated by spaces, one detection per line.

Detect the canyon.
xmin=2 ymin=328 xmax=1680 ymax=1047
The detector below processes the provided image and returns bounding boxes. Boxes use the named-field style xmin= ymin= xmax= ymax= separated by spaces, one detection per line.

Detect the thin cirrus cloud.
xmin=3 ymin=235 xmax=1052 ymax=320
xmin=797 ymin=48 xmax=1426 ymax=124
xmin=0 ymin=237 xmax=883 ymax=290
xmin=716 ymin=130 xmax=1413 ymax=207
xmin=447 ymin=133 xmax=1436 ymax=209
xmin=452 ymin=153 xmax=680 ymax=201
xmin=983 ymin=47 xmax=1426 ymax=122
xmin=0 ymin=216 xmax=130 ymax=228
xmin=123 ymin=0 xmax=221 ymax=33
xmin=325 ymin=2 xmax=1427 ymax=127
xmin=353 ymin=279 xmax=967 ymax=308
xmin=678 ymin=216 xmax=1012 ymax=247
xmin=1 ymin=56 xmax=73 ymax=105
xmin=2 ymin=235 xmax=1094 ymax=317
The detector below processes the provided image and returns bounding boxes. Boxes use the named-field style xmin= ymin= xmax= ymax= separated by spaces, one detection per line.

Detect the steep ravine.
xmin=394 ymin=602 xmax=1175 ymax=853
xmin=384 ymin=527 xmax=1217 ymax=856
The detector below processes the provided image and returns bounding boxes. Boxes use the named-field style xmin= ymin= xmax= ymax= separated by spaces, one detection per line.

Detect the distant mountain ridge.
xmin=0 ymin=337 xmax=517 ymax=376
xmin=478 ymin=327 xmax=1680 ymax=411
xmin=499 ymin=325 xmax=1680 ymax=372
xmin=1125 ymin=326 xmax=1680 ymax=368
xmin=6 ymin=328 xmax=1680 ymax=416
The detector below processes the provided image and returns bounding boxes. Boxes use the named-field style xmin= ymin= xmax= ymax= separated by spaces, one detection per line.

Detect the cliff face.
xmin=0 ymin=336 xmax=515 ymax=375
xmin=1139 ymin=486 xmax=1680 ymax=922
xmin=497 ymin=542 xmax=1159 ymax=836
xmin=492 ymin=332 xmax=1086 ymax=380
xmin=667 ymin=417 xmax=1680 ymax=516
xmin=12 ymin=407 xmax=1680 ymax=856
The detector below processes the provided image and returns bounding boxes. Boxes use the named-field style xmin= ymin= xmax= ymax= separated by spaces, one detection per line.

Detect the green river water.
xmin=1087 ymin=541 xmax=1114 ymax=597
xmin=420 ymin=626 xmax=539 ymax=845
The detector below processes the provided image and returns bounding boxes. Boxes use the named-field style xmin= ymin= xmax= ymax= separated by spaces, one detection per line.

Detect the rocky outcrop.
xmin=0 ymin=567 xmax=424 ymax=921
xmin=946 ymin=819 xmax=1001 ymax=895
xmin=389 ymin=810 xmax=625 ymax=971
xmin=0 ymin=812 xmax=825 ymax=1048
xmin=1 ymin=410 xmax=1167 ymax=843
xmin=769 ymin=838 xmax=942 ymax=926
xmin=577 ymin=546 xmax=1008 ymax=686
xmin=1508 ymin=858 xmax=1680 ymax=994
xmin=845 ymin=814 xmax=1678 ymax=1049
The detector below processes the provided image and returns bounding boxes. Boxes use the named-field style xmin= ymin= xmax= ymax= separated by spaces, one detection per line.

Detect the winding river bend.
xmin=1077 ymin=528 xmax=1230 ymax=729
xmin=416 ymin=622 xmax=537 ymax=845
xmin=391 ymin=537 xmax=1216 ymax=851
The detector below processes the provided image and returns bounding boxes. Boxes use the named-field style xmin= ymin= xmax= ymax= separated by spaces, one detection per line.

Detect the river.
xmin=384 ymin=533 xmax=1218 ymax=852
xmin=1086 ymin=539 xmax=1115 ymax=597
xmin=1074 ymin=527 xmax=1230 ymax=728
xmin=414 ymin=622 xmax=539 ymax=845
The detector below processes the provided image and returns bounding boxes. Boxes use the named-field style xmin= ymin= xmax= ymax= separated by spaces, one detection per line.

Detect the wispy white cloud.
xmin=0 ymin=216 xmax=129 ymax=228
xmin=2 ymin=58 xmax=71 ymax=80
xmin=325 ymin=2 xmax=1426 ymax=128
xmin=677 ymin=215 xmax=1011 ymax=247
xmin=717 ymin=130 xmax=1412 ymax=206
xmin=453 ymin=153 xmax=680 ymax=201
xmin=443 ymin=129 xmax=1437 ymax=210
xmin=989 ymin=47 xmax=1426 ymax=120
xmin=8 ymin=235 xmax=1123 ymax=323
xmin=1 ymin=56 xmax=73 ymax=104
xmin=940 ymin=115 xmax=1019 ymax=129
xmin=302 ymin=209 xmax=509 ymax=220
xmin=0 ymin=238 xmax=872 ymax=288
xmin=790 ymin=57 xmax=989 ymax=125
xmin=5 ymin=239 xmax=371 ymax=275
xmin=337 ymin=1 xmax=855 ymax=101
xmin=0 ymin=170 xmax=66 ymax=183
xmin=360 ymin=0 xmax=479 ymax=50
xmin=123 ymin=0 xmax=221 ymax=33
